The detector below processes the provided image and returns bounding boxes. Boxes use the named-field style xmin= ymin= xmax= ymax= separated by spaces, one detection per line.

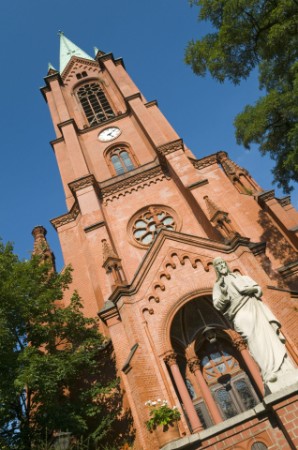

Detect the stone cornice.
xmin=278 ymin=196 xmax=291 ymax=207
xmin=97 ymin=53 xmax=125 ymax=70
xmin=40 ymin=71 xmax=64 ymax=101
xmin=100 ymin=165 xmax=169 ymax=201
xmin=69 ymin=174 xmax=97 ymax=194
xmin=166 ymin=383 xmax=298 ymax=449
xmin=144 ymin=100 xmax=158 ymax=108
xmin=187 ymin=179 xmax=209 ymax=190
xmin=98 ymin=300 xmax=120 ymax=324
xmin=57 ymin=118 xmax=79 ymax=133
xmin=114 ymin=57 xmax=125 ymax=67
xmin=42 ymin=71 xmax=64 ymax=88
xmin=276 ymin=259 xmax=298 ymax=280
xmin=51 ymin=202 xmax=80 ymax=230
xmin=84 ymin=221 xmax=105 ymax=233
xmin=192 ymin=152 xmax=221 ymax=170
xmin=248 ymin=241 xmax=266 ymax=256
xmin=156 ymin=139 xmax=184 ymax=156
xmin=98 ymin=52 xmax=114 ymax=63
xmin=257 ymin=190 xmax=275 ymax=204
xmin=50 ymin=137 xmax=64 ymax=149
xmin=125 ymin=92 xmax=142 ymax=103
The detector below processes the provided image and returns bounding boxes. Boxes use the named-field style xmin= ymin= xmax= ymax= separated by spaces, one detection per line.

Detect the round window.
xmin=251 ymin=443 xmax=268 ymax=450
xmin=128 ymin=205 xmax=180 ymax=248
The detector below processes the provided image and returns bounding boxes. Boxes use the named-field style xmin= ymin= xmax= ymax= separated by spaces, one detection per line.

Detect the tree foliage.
xmin=0 ymin=241 xmax=132 ymax=449
xmin=185 ymin=0 xmax=298 ymax=192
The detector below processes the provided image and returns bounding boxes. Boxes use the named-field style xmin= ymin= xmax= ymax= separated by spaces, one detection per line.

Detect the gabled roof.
xmin=103 ymin=229 xmax=253 ymax=306
xmin=59 ymin=31 xmax=94 ymax=73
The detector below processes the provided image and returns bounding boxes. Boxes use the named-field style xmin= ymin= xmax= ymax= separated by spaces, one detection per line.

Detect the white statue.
xmin=212 ymin=257 xmax=298 ymax=393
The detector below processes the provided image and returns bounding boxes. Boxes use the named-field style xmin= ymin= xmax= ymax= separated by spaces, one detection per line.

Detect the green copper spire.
xmin=59 ymin=31 xmax=94 ymax=73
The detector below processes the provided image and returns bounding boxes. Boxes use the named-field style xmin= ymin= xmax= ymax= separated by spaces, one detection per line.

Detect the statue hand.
xmin=218 ymin=276 xmax=228 ymax=295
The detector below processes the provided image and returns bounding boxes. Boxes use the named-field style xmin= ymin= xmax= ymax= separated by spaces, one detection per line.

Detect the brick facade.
xmin=39 ymin=36 xmax=298 ymax=449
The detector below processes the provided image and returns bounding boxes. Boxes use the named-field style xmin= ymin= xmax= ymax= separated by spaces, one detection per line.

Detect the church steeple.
xmin=40 ymin=35 xmax=298 ymax=449
xmin=59 ymin=31 xmax=94 ymax=73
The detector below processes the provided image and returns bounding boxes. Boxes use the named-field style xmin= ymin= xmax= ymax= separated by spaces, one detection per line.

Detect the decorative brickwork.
xmin=50 ymin=202 xmax=80 ymax=230
xmin=42 ymin=36 xmax=298 ymax=450
xmin=100 ymin=166 xmax=169 ymax=203
xmin=156 ymin=139 xmax=184 ymax=156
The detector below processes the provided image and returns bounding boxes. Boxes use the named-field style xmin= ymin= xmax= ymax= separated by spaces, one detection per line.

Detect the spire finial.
xmin=59 ymin=33 xmax=94 ymax=73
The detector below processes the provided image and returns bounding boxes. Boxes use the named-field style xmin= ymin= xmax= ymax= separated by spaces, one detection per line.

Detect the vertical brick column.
xmin=233 ymin=336 xmax=265 ymax=397
xmin=188 ymin=357 xmax=223 ymax=425
xmin=164 ymin=353 xmax=203 ymax=432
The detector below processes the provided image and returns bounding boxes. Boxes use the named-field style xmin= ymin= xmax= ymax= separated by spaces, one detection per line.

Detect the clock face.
xmin=98 ymin=127 xmax=121 ymax=142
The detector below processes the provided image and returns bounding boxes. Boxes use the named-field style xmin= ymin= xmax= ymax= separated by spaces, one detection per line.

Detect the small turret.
xmin=32 ymin=226 xmax=56 ymax=271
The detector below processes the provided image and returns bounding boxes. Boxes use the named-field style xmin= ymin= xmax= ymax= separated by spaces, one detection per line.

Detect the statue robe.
xmin=212 ymin=273 xmax=286 ymax=382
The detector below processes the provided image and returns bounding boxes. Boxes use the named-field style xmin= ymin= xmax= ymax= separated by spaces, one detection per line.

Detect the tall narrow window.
xmin=77 ymin=83 xmax=115 ymax=126
xmin=200 ymin=340 xmax=259 ymax=420
xmin=108 ymin=147 xmax=136 ymax=176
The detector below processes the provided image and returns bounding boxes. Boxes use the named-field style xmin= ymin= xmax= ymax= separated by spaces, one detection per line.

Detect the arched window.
xmin=170 ymin=297 xmax=260 ymax=430
xmin=200 ymin=340 xmax=259 ymax=420
xmin=251 ymin=443 xmax=268 ymax=450
xmin=76 ymin=82 xmax=115 ymax=126
xmin=108 ymin=146 xmax=136 ymax=176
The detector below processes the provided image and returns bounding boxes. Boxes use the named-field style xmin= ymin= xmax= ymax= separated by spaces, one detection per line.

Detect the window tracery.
xmin=169 ymin=297 xmax=260 ymax=429
xmin=76 ymin=82 xmax=114 ymax=126
xmin=128 ymin=205 xmax=179 ymax=248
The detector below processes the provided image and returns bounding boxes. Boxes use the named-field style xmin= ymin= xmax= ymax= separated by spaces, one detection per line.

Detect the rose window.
xmin=131 ymin=206 xmax=177 ymax=246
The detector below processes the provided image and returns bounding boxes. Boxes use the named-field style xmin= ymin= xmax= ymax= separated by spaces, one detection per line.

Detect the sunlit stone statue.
xmin=212 ymin=257 xmax=298 ymax=393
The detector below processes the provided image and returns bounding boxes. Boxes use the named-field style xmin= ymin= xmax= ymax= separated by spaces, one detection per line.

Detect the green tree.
xmin=0 ymin=241 xmax=132 ymax=449
xmin=185 ymin=0 xmax=298 ymax=192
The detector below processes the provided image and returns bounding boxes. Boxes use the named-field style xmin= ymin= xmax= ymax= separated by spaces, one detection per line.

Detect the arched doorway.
xmin=169 ymin=296 xmax=260 ymax=429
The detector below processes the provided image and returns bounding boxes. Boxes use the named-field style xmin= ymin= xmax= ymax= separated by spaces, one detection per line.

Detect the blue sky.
xmin=0 ymin=0 xmax=297 ymax=271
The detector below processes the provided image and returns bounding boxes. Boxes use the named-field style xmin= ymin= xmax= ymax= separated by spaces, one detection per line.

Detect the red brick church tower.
xmin=39 ymin=34 xmax=298 ymax=449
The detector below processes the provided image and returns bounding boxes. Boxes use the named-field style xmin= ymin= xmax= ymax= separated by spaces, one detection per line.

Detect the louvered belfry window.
xmin=77 ymin=83 xmax=115 ymax=126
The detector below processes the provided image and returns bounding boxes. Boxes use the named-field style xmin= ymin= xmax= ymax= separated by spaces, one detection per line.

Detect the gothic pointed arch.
xmin=75 ymin=80 xmax=115 ymax=126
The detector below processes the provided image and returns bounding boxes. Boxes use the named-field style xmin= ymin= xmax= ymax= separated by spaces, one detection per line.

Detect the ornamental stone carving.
xmin=188 ymin=358 xmax=201 ymax=374
xmin=101 ymin=166 xmax=168 ymax=201
xmin=69 ymin=174 xmax=96 ymax=194
xmin=51 ymin=203 xmax=80 ymax=230
xmin=156 ymin=139 xmax=184 ymax=156
xmin=164 ymin=352 xmax=178 ymax=366
xmin=192 ymin=154 xmax=218 ymax=170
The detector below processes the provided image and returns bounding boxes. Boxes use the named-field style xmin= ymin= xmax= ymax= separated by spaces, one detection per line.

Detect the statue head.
xmin=213 ymin=257 xmax=231 ymax=280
